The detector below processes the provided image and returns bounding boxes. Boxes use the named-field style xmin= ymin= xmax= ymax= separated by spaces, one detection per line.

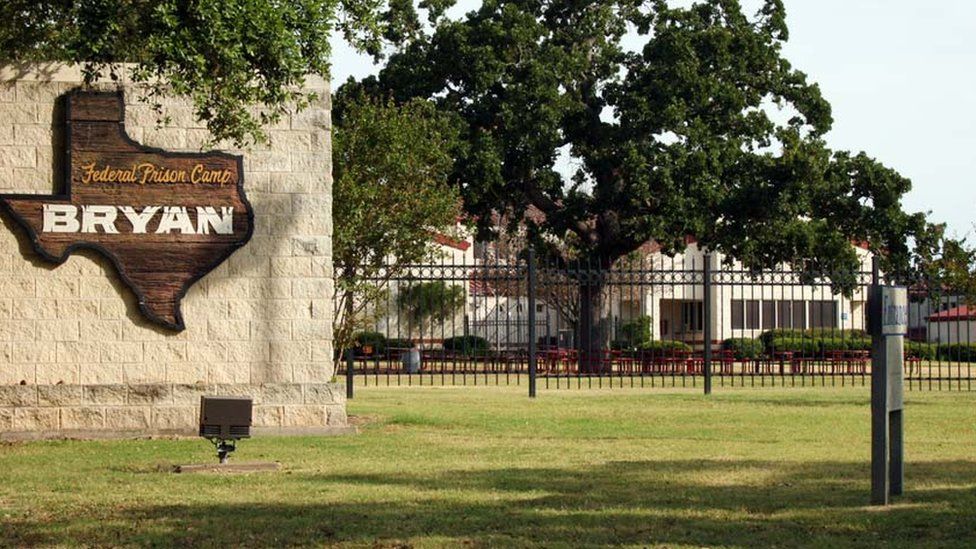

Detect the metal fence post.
xmin=527 ymin=247 xmax=538 ymax=398
xmin=345 ymin=348 xmax=354 ymax=400
xmin=703 ymin=255 xmax=713 ymax=395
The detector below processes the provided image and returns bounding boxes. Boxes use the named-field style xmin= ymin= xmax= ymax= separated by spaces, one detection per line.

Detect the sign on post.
xmin=871 ymin=285 xmax=907 ymax=505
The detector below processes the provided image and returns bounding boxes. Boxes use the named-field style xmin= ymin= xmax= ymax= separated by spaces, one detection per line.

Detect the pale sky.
xmin=329 ymin=1 xmax=976 ymax=239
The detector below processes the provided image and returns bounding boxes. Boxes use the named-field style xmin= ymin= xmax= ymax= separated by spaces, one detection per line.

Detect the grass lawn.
xmin=1 ymin=386 xmax=974 ymax=548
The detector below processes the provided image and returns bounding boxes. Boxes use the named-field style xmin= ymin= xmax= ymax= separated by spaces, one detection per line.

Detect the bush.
xmin=938 ymin=343 xmax=976 ymax=362
xmin=758 ymin=329 xmax=806 ymax=350
xmin=611 ymin=339 xmax=637 ymax=352
xmin=806 ymin=328 xmax=867 ymax=339
xmin=819 ymin=337 xmax=871 ymax=353
xmin=767 ymin=337 xmax=819 ymax=355
xmin=442 ymin=335 xmax=491 ymax=356
xmin=722 ymin=338 xmax=764 ymax=360
xmin=638 ymin=340 xmax=693 ymax=355
xmin=906 ymin=342 xmax=937 ymax=360
xmin=352 ymin=331 xmax=387 ymax=356
xmin=618 ymin=316 xmax=652 ymax=347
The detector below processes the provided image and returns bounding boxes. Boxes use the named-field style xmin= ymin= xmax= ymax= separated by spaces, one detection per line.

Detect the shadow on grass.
xmin=4 ymin=459 xmax=974 ymax=547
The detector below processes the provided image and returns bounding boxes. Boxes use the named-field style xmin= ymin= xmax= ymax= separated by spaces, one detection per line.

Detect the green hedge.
xmin=352 ymin=331 xmax=387 ymax=356
xmin=618 ymin=316 xmax=652 ymax=347
xmin=442 ymin=335 xmax=491 ymax=356
xmin=638 ymin=340 xmax=693 ymax=354
xmin=722 ymin=338 xmax=764 ymax=360
xmin=767 ymin=337 xmax=819 ymax=355
xmin=906 ymin=342 xmax=937 ymax=360
xmin=937 ymin=343 xmax=976 ymax=362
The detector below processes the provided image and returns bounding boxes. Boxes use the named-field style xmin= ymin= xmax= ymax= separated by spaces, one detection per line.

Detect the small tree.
xmin=396 ymin=280 xmax=466 ymax=344
xmin=332 ymin=93 xmax=462 ymax=358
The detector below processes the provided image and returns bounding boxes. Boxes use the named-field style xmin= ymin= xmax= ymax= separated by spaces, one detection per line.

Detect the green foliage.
xmin=906 ymin=341 xmax=938 ymax=360
xmin=332 ymin=94 xmax=462 ymax=356
xmin=759 ymin=329 xmax=868 ymax=353
xmin=352 ymin=0 xmax=934 ymax=287
xmin=818 ymin=338 xmax=871 ymax=353
xmin=442 ymin=336 xmax=490 ymax=356
xmin=0 ymin=0 xmax=399 ymax=146
xmin=352 ymin=331 xmax=387 ymax=356
xmin=618 ymin=316 xmax=652 ymax=347
xmin=722 ymin=338 xmax=764 ymax=360
xmin=938 ymin=344 xmax=976 ymax=363
xmin=397 ymin=281 xmax=466 ymax=329
xmin=638 ymin=340 xmax=693 ymax=354
xmin=767 ymin=337 xmax=819 ymax=355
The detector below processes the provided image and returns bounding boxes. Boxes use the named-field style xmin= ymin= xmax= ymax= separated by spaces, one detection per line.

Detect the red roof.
xmin=432 ymin=233 xmax=471 ymax=251
xmin=927 ymin=305 xmax=976 ymax=322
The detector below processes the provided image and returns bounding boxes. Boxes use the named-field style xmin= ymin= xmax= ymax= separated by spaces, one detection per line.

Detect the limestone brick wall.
xmin=0 ymin=65 xmax=346 ymax=439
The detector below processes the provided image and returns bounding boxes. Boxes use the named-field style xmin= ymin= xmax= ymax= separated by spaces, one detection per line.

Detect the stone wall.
xmin=0 ymin=65 xmax=346 ymax=439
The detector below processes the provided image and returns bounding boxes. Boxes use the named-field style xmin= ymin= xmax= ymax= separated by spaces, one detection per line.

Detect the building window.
xmin=731 ymin=299 xmax=760 ymax=330
xmin=746 ymin=300 xmax=760 ymax=329
xmin=777 ymin=300 xmax=807 ymax=329
xmin=809 ymin=300 xmax=838 ymax=329
xmin=680 ymin=301 xmax=703 ymax=332
xmin=762 ymin=301 xmax=776 ymax=330
xmin=731 ymin=300 xmax=744 ymax=330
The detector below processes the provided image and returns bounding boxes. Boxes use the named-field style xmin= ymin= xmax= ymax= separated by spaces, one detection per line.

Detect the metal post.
xmin=890 ymin=409 xmax=904 ymax=495
xmin=703 ymin=255 xmax=713 ymax=395
xmin=870 ymin=278 xmax=908 ymax=505
xmin=869 ymin=285 xmax=888 ymax=505
xmin=527 ymin=247 xmax=538 ymax=398
xmin=345 ymin=348 xmax=354 ymax=400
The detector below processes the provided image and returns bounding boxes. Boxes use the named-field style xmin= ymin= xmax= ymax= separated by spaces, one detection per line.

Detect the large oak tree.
xmin=347 ymin=0 xmax=936 ymax=366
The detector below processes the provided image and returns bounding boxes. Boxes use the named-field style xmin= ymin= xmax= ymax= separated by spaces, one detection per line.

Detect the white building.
xmin=926 ymin=306 xmax=976 ymax=345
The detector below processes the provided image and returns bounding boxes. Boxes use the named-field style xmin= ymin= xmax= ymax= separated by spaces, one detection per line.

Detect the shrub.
xmin=758 ymin=329 xmax=806 ymax=350
xmin=618 ymin=316 xmax=652 ymax=347
xmin=352 ymin=331 xmax=387 ymax=356
xmin=638 ymin=340 xmax=693 ymax=355
xmin=806 ymin=328 xmax=868 ymax=339
xmin=819 ymin=337 xmax=871 ymax=353
xmin=906 ymin=342 xmax=937 ymax=360
xmin=610 ymin=340 xmax=637 ymax=352
xmin=938 ymin=343 xmax=976 ymax=362
xmin=722 ymin=338 xmax=764 ymax=360
xmin=767 ymin=337 xmax=818 ymax=355
xmin=442 ymin=335 xmax=491 ymax=356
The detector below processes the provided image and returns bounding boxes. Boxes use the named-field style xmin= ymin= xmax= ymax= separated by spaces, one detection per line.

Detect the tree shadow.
xmin=3 ymin=459 xmax=974 ymax=547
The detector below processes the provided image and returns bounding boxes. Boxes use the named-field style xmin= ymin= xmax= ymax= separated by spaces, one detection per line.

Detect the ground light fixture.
xmin=198 ymin=396 xmax=252 ymax=464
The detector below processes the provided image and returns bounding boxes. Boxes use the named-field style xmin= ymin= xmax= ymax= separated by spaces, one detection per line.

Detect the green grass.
xmin=1 ymin=387 xmax=974 ymax=548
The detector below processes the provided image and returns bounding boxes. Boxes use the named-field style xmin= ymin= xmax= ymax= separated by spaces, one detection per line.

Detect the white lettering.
xmin=42 ymin=204 xmax=80 ymax=233
xmin=196 ymin=206 xmax=234 ymax=235
xmin=155 ymin=206 xmax=196 ymax=234
xmin=119 ymin=206 xmax=160 ymax=234
xmin=80 ymin=205 xmax=119 ymax=234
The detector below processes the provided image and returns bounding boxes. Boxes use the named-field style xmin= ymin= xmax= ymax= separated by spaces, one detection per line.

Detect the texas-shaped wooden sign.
xmin=0 ymin=91 xmax=253 ymax=331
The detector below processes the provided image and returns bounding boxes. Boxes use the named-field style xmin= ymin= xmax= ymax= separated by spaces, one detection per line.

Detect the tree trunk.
xmin=577 ymin=273 xmax=609 ymax=374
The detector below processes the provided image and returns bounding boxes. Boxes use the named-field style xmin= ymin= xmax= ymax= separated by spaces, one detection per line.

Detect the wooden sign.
xmin=0 ymin=91 xmax=253 ymax=331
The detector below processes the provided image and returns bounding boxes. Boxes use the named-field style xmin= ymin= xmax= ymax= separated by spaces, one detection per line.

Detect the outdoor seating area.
xmin=346 ymin=345 xmax=932 ymax=378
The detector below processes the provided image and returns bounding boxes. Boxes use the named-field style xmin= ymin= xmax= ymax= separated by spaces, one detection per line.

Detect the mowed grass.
xmin=1 ymin=387 xmax=974 ymax=548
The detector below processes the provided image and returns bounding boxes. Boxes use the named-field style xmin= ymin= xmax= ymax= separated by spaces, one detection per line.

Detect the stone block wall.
xmin=0 ymin=65 xmax=346 ymax=439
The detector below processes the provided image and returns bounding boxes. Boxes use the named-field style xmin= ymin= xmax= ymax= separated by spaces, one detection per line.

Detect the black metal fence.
xmin=339 ymin=250 xmax=975 ymax=393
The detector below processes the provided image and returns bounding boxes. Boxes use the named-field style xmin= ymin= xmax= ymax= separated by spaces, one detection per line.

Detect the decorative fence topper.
xmin=0 ymin=91 xmax=253 ymax=331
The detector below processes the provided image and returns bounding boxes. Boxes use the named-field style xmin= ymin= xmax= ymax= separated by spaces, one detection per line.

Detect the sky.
xmin=329 ymin=0 xmax=976 ymax=239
